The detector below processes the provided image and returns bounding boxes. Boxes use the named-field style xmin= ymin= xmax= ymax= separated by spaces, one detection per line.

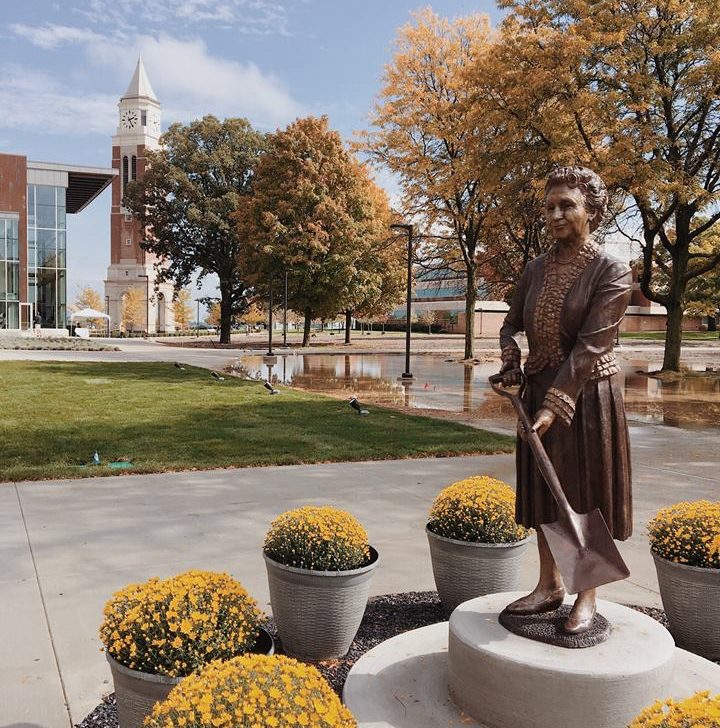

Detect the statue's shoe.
xmin=504 ymin=589 xmax=565 ymax=616
xmin=563 ymin=604 xmax=597 ymax=635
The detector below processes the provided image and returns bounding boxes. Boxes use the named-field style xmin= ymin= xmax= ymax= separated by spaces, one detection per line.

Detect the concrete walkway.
xmin=1 ymin=421 xmax=718 ymax=728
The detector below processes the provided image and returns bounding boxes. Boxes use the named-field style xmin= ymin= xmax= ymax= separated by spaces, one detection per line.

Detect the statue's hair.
xmin=545 ymin=166 xmax=608 ymax=231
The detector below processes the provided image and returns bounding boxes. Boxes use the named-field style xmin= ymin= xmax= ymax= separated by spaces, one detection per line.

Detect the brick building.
xmin=0 ymin=154 xmax=114 ymax=334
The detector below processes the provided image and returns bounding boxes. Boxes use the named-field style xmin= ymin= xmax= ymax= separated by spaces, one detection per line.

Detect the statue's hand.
xmin=499 ymin=360 xmax=522 ymax=387
xmin=531 ymin=407 xmax=556 ymax=438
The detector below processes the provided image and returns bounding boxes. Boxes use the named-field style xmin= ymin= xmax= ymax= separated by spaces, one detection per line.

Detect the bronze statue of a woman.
xmin=498 ymin=167 xmax=632 ymax=635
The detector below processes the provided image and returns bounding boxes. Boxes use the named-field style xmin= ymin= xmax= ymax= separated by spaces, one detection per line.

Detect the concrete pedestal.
xmin=343 ymin=592 xmax=720 ymax=728
xmin=449 ymin=593 xmax=675 ymax=728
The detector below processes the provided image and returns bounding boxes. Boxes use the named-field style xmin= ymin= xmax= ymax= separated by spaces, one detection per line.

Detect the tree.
xmin=206 ymin=302 xmax=221 ymax=327
xmin=491 ymin=0 xmax=720 ymax=370
xmin=417 ymin=309 xmax=438 ymax=334
xmin=71 ymin=286 xmax=105 ymax=328
xmin=237 ymin=116 xmax=400 ymax=346
xmin=121 ymin=288 xmax=145 ymax=332
xmin=173 ymin=289 xmax=193 ymax=330
xmin=124 ymin=115 xmax=265 ymax=344
xmin=363 ymin=10 xmax=497 ymax=359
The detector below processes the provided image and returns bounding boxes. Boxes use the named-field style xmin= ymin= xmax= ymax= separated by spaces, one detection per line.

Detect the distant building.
xmin=104 ymin=58 xmax=175 ymax=333
xmin=0 ymin=154 xmax=114 ymax=335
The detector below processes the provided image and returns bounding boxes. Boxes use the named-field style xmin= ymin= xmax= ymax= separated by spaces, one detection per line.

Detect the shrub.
xmin=628 ymin=691 xmax=720 ymax=727
xmin=100 ymin=570 xmax=263 ymax=677
xmin=647 ymin=501 xmax=720 ymax=569
xmin=145 ymin=653 xmax=357 ymax=728
xmin=428 ymin=476 xmax=528 ymax=543
xmin=264 ymin=506 xmax=370 ymax=571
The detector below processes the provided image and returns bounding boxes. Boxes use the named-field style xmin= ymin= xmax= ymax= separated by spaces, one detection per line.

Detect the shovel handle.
xmin=489 ymin=370 xmax=574 ymax=518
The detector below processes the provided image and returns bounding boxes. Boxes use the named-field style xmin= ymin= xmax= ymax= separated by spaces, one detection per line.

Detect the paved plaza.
xmin=1 ymin=420 xmax=718 ymax=728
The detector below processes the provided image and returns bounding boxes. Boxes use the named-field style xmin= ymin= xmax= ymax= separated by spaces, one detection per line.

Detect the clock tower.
xmin=104 ymin=57 xmax=175 ymax=333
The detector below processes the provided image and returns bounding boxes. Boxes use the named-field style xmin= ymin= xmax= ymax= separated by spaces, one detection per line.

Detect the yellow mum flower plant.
xmin=100 ymin=570 xmax=264 ymax=677
xmin=264 ymin=506 xmax=371 ymax=571
xmin=144 ymin=653 xmax=358 ymax=728
xmin=628 ymin=691 xmax=720 ymax=727
xmin=429 ymin=476 xmax=528 ymax=543
xmin=647 ymin=501 xmax=720 ymax=569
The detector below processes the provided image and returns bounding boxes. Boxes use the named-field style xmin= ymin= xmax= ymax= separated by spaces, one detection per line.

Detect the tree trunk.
xmin=464 ymin=265 xmax=477 ymax=360
xmin=302 ymin=307 xmax=312 ymax=347
xmin=662 ymin=301 xmax=684 ymax=372
xmin=219 ymin=281 xmax=232 ymax=344
xmin=344 ymin=310 xmax=352 ymax=344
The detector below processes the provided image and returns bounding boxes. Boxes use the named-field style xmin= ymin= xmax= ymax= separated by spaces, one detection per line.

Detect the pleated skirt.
xmin=516 ymin=368 xmax=633 ymax=541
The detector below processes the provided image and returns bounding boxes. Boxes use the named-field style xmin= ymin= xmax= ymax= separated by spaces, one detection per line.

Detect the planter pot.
xmin=652 ymin=551 xmax=720 ymax=660
xmin=426 ymin=525 xmax=531 ymax=615
xmin=264 ymin=547 xmax=379 ymax=661
xmin=108 ymin=627 xmax=274 ymax=728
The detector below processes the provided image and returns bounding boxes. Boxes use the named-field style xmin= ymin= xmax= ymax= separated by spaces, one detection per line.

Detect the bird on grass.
xmin=174 ymin=362 xmax=185 ymax=370
xmin=349 ymin=397 xmax=369 ymax=416
xmin=211 ymin=371 xmax=225 ymax=381
xmin=264 ymin=381 xmax=279 ymax=395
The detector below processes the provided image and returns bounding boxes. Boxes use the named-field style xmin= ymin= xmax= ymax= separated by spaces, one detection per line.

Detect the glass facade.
xmin=27 ymin=184 xmax=67 ymax=328
xmin=0 ymin=215 xmax=20 ymax=329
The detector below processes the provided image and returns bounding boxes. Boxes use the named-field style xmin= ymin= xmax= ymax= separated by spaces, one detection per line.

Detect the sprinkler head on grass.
xmin=349 ymin=397 xmax=369 ymax=416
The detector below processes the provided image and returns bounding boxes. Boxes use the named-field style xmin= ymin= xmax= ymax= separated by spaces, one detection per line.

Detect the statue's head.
xmin=544 ymin=167 xmax=608 ymax=234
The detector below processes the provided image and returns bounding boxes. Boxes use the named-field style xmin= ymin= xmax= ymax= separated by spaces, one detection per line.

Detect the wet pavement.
xmin=234 ymin=352 xmax=720 ymax=429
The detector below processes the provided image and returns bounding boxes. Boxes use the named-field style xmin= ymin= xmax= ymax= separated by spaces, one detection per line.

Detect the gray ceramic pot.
xmin=427 ymin=525 xmax=531 ymax=615
xmin=652 ymin=551 xmax=720 ymax=660
xmin=264 ymin=547 xmax=378 ymax=661
xmin=108 ymin=628 xmax=274 ymax=728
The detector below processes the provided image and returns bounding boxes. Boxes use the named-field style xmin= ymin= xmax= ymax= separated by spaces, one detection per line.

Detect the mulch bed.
xmin=76 ymin=591 xmax=669 ymax=728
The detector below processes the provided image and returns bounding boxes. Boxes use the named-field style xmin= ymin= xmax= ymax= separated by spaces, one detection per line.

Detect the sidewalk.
xmin=1 ymin=423 xmax=718 ymax=727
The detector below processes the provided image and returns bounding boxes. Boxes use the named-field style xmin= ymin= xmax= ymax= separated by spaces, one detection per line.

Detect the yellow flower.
xmin=99 ymin=570 xmax=264 ymax=677
xmin=264 ymin=506 xmax=370 ymax=571
xmin=144 ymin=655 xmax=358 ymax=728
xmin=628 ymin=691 xmax=720 ymax=727
xmin=648 ymin=501 xmax=720 ymax=569
xmin=428 ymin=476 xmax=528 ymax=543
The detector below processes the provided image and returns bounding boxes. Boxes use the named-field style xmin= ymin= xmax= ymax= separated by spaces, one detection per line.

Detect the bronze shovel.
xmin=489 ymin=370 xmax=630 ymax=594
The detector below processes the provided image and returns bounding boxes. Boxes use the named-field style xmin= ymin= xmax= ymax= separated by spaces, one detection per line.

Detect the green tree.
xmin=237 ymin=116 xmax=399 ymax=347
xmin=124 ymin=115 xmax=265 ymax=344
xmin=491 ymin=0 xmax=720 ymax=370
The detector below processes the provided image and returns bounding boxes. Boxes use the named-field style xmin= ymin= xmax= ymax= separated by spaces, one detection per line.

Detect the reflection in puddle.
xmin=233 ymin=353 xmax=719 ymax=429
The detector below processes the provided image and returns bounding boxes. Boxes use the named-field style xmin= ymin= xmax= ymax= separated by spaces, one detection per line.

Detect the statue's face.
xmin=544 ymin=184 xmax=593 ymax=242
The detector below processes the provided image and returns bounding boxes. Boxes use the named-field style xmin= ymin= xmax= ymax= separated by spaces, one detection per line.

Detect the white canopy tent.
xmin=70 ymin=308 xmax=111 ymax=337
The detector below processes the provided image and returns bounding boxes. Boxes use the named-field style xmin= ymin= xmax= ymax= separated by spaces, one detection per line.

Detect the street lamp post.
xmin=267 ymin=274 xmax=274 ymax=356
xmin=283 ymin=269 xmax=293 ymax=348
xmin=194 ymin=298 xmax=201 ymax=336
xmin=138 ymin=274 xmax=150 ymax=336
xmin=390 ymin=223 xmax=414 ymax=379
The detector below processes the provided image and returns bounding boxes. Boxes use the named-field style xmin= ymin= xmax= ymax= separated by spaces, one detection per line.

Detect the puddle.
xmin=234 ymin=353 xmax=720 ymax=430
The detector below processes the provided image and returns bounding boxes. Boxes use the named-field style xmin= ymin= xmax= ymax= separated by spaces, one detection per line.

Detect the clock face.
xmin=149 ymin=112 xmax=160 ymax=134
xmin=121 ymin=110 xmax=138 ymax=129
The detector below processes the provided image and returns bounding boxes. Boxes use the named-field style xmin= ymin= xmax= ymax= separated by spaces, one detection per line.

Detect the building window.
xmin=26 ymin=186 xmax=66 ymax=329
xmin=126 ymin=238 xmax=132 ymax=246
xmin=0 ymin=215 xmax=20 ymax=329
xmin=124 ymin=213 xmax=132 ymax=222
xmin=122 ymin=156 xmax=129 ymax=190
xmin=131 ymin=156 xmax=137 ymax=181
xmin=141 ymin=110 xmax=147 ymax=126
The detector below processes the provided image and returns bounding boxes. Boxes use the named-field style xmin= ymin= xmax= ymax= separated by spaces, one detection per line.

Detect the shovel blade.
xmin=540 ymin=509 xmax=630 ymax=595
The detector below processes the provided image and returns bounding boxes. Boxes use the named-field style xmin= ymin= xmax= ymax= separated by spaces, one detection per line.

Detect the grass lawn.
xmin=0 ymin=361 xmax=513 ymax=483
xmin=620 ymin=330 xmax=719 ymax=341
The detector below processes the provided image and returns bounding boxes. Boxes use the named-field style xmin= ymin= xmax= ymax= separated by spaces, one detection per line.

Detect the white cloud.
xmin=10 ymin=23 xmax=108 ymax=50
xmin=0 ymin=65 xmax=117 ymax=135
xmin=73 ymin=0 xmax=292 ymax=36
xmin=6 ymin=23 xmax=304 ymax=134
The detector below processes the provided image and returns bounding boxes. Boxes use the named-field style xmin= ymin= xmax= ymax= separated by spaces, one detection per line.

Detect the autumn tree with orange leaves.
xmin=237 ymin=116 xmax=404 ymax=347
xmin=482 ymin=0 xmax=720 ymax=370
xmin=363 ymin=10 xmax=498 ymax=359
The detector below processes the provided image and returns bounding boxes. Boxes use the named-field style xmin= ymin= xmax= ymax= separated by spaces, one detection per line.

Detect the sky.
xmin=0 ymin=0 xmax=502 ymax=308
